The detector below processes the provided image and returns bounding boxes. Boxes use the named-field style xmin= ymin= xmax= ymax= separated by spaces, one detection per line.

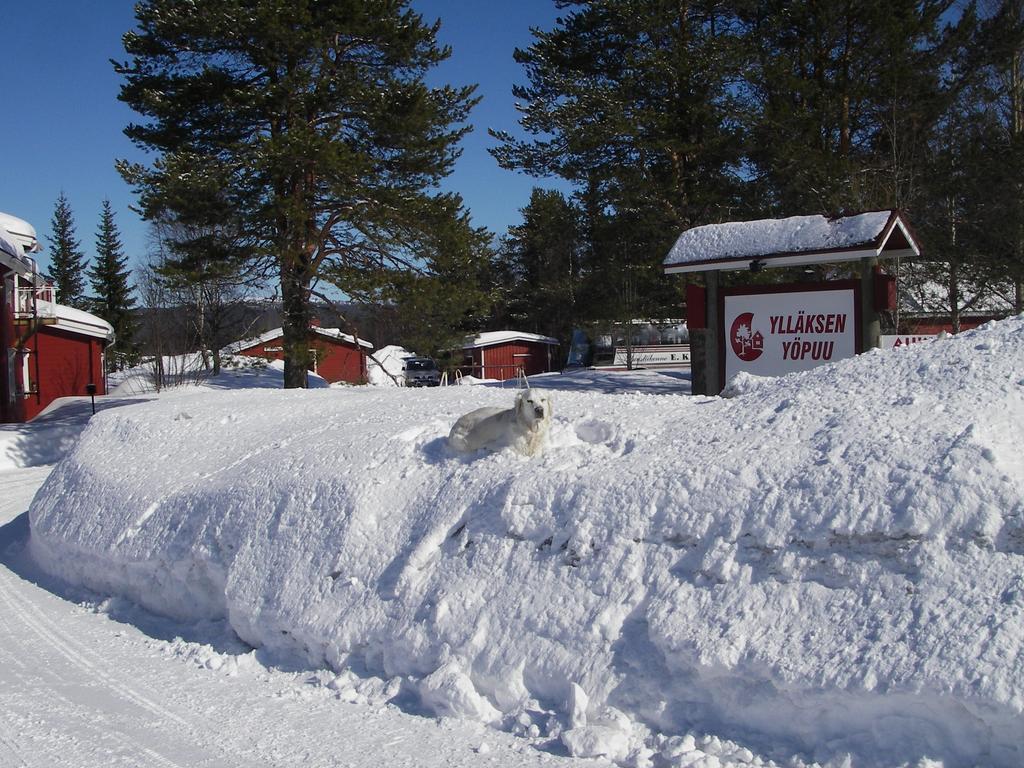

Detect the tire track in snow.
xmin=0 ymin=567 xmax=192 ymax=727
xmin=0 ymin=541 xmax=235 ymax=766
xmin=1 ymin=466 xmax=256 ymax=767
xmin=0 ymin=730 xmax=29 ymax=768
xmin=0 ymin=573 xmax=204 ymax=767
xmin=0 ymin=583 xmax=154 ymax=767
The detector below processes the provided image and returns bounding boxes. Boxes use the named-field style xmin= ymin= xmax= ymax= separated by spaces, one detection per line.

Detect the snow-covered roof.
xmin=1 ymin=213 xmax=47 ymax=285
xmin=0 ymin=211 xmax=42 ymax=254
xmin=0 ymin=230 xmax=25 ymax=267
xmin=0 ymin=228 xmax=38 ymax=281
xmin=36 ymin=301 xmax=115 ymax=340
xmin=663 ymin=210 xmax=920 ymax=273
xmin=462 ymin=330 xmax=559 ymax=349
xmin=223 ymin=326 xmax=373 ymax=355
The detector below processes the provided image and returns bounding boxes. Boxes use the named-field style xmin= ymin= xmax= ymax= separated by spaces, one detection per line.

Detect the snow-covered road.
xmin=0 ymin=465 xmax=606 ymax=768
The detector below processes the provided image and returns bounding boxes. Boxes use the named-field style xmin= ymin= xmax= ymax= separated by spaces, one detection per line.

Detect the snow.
xmin=0 ymin=229 xmax=22 ymax=262
xmin=0 ymin=227 xmax=36 ymax=277
xmin=0 ymin=210 xmax=42 ymax=252
xmin=2 ymin=373 xmax=616 ymax=768
xmin=664 ymin=211 xmax=894 ymax=267
xmin=22 ymin=317 xmax=1024 ymax=767
xmin=109 ymin=356 xmax=330 ymax=396
xmin=309 ymin=325 xmax=374 ymax=348
xmin=367 ymin=344 xmax=415 ymax=386
xmin=0 ymin=398 xmax=115 ymax=471
xmin=35 ymin=300 xmax=114 ymax=339
xmin=899 ymin=266 xmax=1017 ymax=317
xmin=1 ymin=467 xmax=605 ymax=768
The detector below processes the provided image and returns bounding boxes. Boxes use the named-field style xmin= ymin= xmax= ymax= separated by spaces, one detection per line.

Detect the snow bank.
xmin=111 ymin=356 xmax=329 ymax=395
xmin=366 ymin=345 xmax=413 ymax=386
xmin=28 ymin=319 xmax=1024 ymax=767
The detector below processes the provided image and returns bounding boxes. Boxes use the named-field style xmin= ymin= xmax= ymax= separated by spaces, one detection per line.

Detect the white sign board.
xmin=724 ymin=289 xmax=857 ymax=380
xmin=880 ymin=334 xmax=936 ymax=349
xmin=612 ymin=344 xmax=691 ymax=368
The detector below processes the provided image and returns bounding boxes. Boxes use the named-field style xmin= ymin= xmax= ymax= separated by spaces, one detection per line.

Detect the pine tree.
xmin=326 ymin=204 xmax=494 ymax=357
xmin=492 ymin=1 xmax=745 ymax=227
xmin=741 ymin=0 xmax=956 ymax=215
xmin=975 ymin=0 xmax=1024 ymax=310
xmin=904 ymin=95 xmax=1007 ymax=333
xmin=115 ymin=0 xmax=480 ymax=388
xmin=89 ymin=200 xmax=137 ymax=369
xmin=47 ymin=192 xmax=88 ymax=308
xmin=490 ymin=1 xmax=745 ymax=324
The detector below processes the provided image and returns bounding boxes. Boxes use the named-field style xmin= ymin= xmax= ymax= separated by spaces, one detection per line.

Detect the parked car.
xmin=402 ymin=356 xmax=441 ymax=387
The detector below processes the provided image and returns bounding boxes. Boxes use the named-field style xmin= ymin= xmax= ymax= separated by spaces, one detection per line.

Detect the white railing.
xmin=14 ymin=285 xmax=56 ymax=321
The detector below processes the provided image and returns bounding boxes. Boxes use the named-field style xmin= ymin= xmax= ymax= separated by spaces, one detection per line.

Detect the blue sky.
xmin=0 ymin=1 xmax=568 ymax=277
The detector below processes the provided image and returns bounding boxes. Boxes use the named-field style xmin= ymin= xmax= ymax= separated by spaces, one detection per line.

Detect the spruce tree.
xmin=496 ymin=189 xmax=582 ymax=344
xmin=89 ymin=200 xmax=137 ymax=369
xmin=47 ymin=192 xmax=88 ymax=308
xmin=115 ymin=0 xmax=480 ymax=388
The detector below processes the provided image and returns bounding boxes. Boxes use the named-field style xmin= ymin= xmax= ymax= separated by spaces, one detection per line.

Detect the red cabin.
xmin=2 ymin=213 xmax=114 ymax=423
xmin=227 ymin=325 xmax=372 ymax=384
xmin=460 ymin=331 xmax=560 ymax=381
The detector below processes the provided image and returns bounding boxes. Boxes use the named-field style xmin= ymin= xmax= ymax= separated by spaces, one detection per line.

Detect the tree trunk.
xmin=195 ymin=286 xmax=209 ymax=371
xmin=839 ymin=8 xmax=852 ymax=158
xmin=280 ymin=256 xmax=311 ymax=389
xmin=949 ymin=260 xmax=961 ymax=335
xmin=1012 ymin=13 xmax=1024 ymax=315
xmin=155 ymin=352 xmax=165 ymax=392
xmin=947 ymin=189 xmax=960 ymax=334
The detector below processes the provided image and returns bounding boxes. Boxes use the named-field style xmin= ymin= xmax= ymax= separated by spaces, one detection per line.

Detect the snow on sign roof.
xmin=462 ymin=330 xmax=559 ymax=349
xmin=663 ymin=210 xmax=920 ymax=273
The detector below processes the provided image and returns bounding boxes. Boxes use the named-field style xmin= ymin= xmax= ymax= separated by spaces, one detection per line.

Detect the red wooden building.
xmin=227 ymin=324 xmax=372 ymax=384
xmin=896 ymin=279 xmax=1014 ymax=336
xmin=459 ymin=331 xmax=560 ymax=381
xmin=2 ymin=213 xmax=114 ymax=423
xmin=19 ymin=305 xmax=114 ymax=421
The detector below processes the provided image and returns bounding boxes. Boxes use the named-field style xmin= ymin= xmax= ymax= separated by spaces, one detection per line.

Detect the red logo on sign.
xmin=730 ymin=312 xmax=764 ymax=361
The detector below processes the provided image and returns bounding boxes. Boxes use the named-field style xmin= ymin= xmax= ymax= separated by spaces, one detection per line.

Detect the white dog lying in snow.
xmin=448 ymin=390 xmax=552 ymax=457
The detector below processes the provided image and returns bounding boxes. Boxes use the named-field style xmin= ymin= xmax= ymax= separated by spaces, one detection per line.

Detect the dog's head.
xmin=515 ymin=390 xmax=551 ymax=430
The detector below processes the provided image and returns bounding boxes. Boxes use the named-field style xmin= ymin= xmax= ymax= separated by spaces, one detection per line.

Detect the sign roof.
xmin=663 ymin=210 xmax=920 ymax=274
